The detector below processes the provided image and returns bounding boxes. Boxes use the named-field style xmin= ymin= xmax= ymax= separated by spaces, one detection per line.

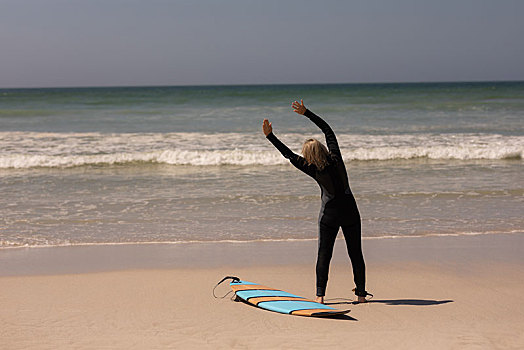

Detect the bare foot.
xmin=315 ymin=296 xmax=324 ymax=304
xmin=357 ymin=296 xmax=368 ymax=303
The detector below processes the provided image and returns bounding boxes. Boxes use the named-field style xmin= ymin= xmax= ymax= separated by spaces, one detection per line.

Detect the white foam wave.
xmin=0 ymin=132 xmax=522 ymax=168
xmin=0 ymin=150 xmax=288 ymax=168
xmin=1 ymin=230 xmax=522 ymax=249
xmin=347 ymin=145 xmax=522 ymax=161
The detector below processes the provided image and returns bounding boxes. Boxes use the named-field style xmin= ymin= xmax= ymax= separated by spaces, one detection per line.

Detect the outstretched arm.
xmin=262 ymin=118 xmax=315 ymax=176
xmin=263 ymin=119 xmax=295 ymax=160
xmin=292 ymin=100 xmax=341 ymax=157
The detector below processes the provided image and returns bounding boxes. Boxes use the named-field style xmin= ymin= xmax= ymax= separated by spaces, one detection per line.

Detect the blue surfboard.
xmin=230 ymin=280 xmax=350 ymax=317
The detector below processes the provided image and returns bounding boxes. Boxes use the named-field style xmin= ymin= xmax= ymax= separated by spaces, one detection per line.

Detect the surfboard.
xmin=230 ymin=280 xmax=350 ymax=317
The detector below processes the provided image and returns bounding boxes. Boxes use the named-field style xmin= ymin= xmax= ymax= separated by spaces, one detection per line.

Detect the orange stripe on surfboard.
xmin=247 ymin=296 xmax=313 ymax=305
xmin=291 ymin=308 xmax=350 ymax=317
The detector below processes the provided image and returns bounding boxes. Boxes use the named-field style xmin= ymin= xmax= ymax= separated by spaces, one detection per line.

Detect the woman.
xmin=262 ymin=100 xmax=370 ymax=303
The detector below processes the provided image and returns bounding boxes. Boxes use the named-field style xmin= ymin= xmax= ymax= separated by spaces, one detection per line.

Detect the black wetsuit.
xmin=266 ymin=109 xmax=366 ymax=297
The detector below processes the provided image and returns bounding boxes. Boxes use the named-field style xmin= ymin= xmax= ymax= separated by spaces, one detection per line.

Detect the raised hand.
xmin=292 ymin=99 xmax=306 ymax=115
xmin=262 ymin=118 xmax=273 ymax=136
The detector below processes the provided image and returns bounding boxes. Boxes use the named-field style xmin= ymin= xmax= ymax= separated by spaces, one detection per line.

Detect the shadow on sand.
xmin=370 ymin=299 xmax=454 ymax=306
xmin=325 ymin=298 xmax=454 ymax=306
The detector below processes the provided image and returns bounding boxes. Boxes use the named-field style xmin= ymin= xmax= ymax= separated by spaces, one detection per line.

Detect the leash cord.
xmin=212 ymin=276 xmax=240 ymax=299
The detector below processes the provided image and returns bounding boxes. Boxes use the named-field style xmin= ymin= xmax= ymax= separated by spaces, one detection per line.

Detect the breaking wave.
xmin=0 ymin=132 xmax=522 ymax=168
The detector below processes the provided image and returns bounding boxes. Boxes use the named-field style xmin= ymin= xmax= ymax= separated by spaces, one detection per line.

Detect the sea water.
xmin=0 ymin=82 xmax=523 ymax=247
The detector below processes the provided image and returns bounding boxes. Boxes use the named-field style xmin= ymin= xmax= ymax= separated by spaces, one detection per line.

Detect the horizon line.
xmin=1 ymin=79 xmax=523 ymax=90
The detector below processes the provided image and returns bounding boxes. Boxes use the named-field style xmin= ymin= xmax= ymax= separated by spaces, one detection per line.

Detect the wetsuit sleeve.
xmin=304 ymin=109 xmax=341 ymax=157
xmin=266 ymin=132 xmax=316 ymax=177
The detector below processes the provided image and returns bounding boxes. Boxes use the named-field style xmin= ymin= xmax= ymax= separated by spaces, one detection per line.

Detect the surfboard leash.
xmin=212 ymin=276 xmax=241 ymax=299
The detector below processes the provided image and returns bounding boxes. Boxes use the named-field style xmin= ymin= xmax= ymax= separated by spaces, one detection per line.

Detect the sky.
xmin=1 ymin=0 xmax=523 ymax=88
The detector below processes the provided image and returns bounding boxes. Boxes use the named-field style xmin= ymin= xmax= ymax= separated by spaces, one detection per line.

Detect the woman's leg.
xmin=316 ymin=220 xmax=339 ymax=297
xmin=341 ymin=220 xmax=366 ymax=297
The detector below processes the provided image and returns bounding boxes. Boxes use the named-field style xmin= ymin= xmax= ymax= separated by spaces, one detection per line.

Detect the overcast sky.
xmin=1 ymin=0 xmax=523 ymax=88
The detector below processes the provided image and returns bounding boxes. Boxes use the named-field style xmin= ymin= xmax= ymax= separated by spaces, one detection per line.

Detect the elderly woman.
xmin=262 ymin=100 xmax=370 ymax=303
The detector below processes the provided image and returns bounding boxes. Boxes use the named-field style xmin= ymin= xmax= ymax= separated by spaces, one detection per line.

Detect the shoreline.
xmin=2 ymin=228 xmax=522 ymax=251
xmin=1 ymin=232 xmax=522 ymax=277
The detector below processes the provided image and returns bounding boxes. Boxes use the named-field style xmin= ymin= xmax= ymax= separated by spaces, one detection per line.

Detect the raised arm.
xmin=262 ymin=119 xmax=315 ymax=177
xmin=292 ymin=100 xmax=341 ymax=157
xmin=263 ymin=119 xmax=296 ymax=160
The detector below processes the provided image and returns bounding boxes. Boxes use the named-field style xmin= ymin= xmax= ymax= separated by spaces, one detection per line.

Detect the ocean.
xmin=0 ymin=82 xmax=523 ymax=248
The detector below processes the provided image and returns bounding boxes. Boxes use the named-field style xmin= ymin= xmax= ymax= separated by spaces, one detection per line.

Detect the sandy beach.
xmin=2 ymin=0 xmax=523 ymax=348
xmin=1 ymin=233 xmax=523 ymax=349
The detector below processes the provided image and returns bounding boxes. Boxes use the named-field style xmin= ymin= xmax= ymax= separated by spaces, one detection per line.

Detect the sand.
xmin=1 ymin=233 xmax=524 ymax=349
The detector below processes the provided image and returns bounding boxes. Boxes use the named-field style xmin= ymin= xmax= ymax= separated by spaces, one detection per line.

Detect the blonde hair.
xmin=301 ymin=139 xmax=330 ymax=170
